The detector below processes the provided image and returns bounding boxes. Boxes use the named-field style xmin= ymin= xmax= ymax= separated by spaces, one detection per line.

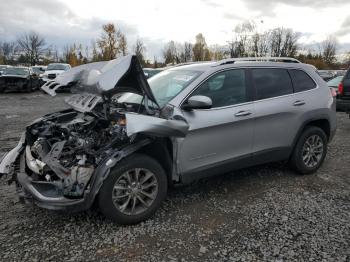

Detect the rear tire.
xmin=98 ymin=154 xmax=167 ymax=225
xmin=290 ymin=126 xmax=328 ymax=174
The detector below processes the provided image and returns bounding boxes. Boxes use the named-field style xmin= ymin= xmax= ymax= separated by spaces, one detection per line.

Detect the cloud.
xmin=200 ymin=0 xmax=222 ymax=8
xmin=223 ymin=13 xmax=242 ymax=21
xmin=243 ymin=0 xmax=349 ymax=16
xmin=336 ymin=16 xmax=350 ymax=37
xmin=0 ymin=0 xmax=153 ymax=57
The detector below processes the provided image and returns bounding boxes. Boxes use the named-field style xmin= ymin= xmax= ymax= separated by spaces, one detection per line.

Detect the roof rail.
xmin=167 ymin=61 xmax=213 ymax=68
xmin=216 ymin=57 xmax=302 ymax=66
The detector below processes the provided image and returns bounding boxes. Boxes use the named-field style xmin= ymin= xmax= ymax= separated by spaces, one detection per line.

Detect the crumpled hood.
xmin=41 ymin=55 xmax=158 ymax=105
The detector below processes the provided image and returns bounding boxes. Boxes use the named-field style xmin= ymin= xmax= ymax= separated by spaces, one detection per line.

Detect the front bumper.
xmin=17 ymin=172 xmax=87 ymax=211
xmin=15 ymin=150 xmax=95 ymax=212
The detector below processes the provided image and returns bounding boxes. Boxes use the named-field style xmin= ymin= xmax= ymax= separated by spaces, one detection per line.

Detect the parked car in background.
xmin=318 ymin=70 xmax=335 ymax=81
xmin=0 ymin=65 xmax=12 ymax=76
xmin=337 ymin=67 xmax=350 ymax=114
xmin=0 ymin=67 xmax=40 ymax=92
xmin=0 ymin=56 xmax=336 ymax=224
xmin=31 ymin=65 xmax=47 ymax=76
xmin=327 ymin=76 xmax=343 ymax=91
xmin=143 ymin=68 xmax=163 ymax=79
xmin=39 ymin=63 xmax=71 ymax=86
xmin=334 ymin=70 xmax=347 ymax=77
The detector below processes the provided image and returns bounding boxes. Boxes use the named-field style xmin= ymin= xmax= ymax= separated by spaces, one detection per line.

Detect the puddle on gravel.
xmin=5 ymin=115 xmax=20 ymax=119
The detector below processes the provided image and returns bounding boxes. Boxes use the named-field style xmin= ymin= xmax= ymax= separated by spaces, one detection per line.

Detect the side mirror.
xmin=182 ymin=95 xmax=212 ymax=110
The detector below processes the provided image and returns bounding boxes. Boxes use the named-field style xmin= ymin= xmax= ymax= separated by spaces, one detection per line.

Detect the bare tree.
xmin=119 ymin=33 xmax=128 ymax=56
xmin=163 ymin=41 xmax=178 ymax=64
xmin=269 ymin=28 xmax=299 ymax=57
xmin=134 ymin=38 xmax=146 ymax=65
xmin=322 ymin=36 xmax=338 ymax=65
xmin=234 ymin=21 xmax=255 ymax=57
xmin=251 ymin=32 xmax=269 ymax=57
xmin=183 ymin=42 xmax=193 ymax=62
xmin=1 ymin=41 xmax=17 ymax=64
xmin=17 ymin=32 xmax=46 ymax=65
xmin=154 ymin=56 xmax=158 ymax=68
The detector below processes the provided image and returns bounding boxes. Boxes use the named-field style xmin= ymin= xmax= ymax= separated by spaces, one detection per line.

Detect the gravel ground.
xmin=0 ymin=92 xmax=349 ymax=261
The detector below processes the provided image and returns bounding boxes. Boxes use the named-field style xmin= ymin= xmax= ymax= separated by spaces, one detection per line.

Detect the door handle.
xmin=293 ymin=100 xmax=305 ymax=106
xmin=235 ymin=110 xmax=252 ymax=117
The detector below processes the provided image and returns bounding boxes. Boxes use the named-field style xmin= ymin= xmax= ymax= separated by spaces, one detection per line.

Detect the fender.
xmin=79 ymin=138 xmax=153 ymax=210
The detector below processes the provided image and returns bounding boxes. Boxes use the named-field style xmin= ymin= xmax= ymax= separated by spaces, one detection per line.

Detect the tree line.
xmin=0 ymin=21 xmax=349 ymax=69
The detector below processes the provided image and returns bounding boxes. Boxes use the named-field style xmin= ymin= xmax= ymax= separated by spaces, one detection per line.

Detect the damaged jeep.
xmin=0 ymin=55 xmax=336 ymax=224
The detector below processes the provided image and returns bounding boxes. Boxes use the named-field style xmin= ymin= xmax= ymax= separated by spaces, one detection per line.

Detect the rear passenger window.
xmin=252 ymin=68 xmax=293 ymax=100
xmin=289 ymin=69 xmax=316 ymax=92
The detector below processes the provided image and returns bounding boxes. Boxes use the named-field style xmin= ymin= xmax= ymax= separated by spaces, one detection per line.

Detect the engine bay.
xmin=24 ymin=99 xmax=145 ymax=198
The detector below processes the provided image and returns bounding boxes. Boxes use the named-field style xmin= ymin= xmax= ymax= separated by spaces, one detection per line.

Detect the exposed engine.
xmin=25 ymin=108 xmax=129 ymax=197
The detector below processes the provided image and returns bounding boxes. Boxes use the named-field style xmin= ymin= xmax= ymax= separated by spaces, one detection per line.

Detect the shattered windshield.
xmin=3 ymin=68 xmax=29 ymax=76
xmin=117 ymin=69 xmax=203 ymax=107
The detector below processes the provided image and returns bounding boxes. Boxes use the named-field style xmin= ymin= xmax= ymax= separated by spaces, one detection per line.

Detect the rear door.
xmin=177 ymin=68 xmax=255 ymax=181
xmin=251 ymin=68 xmax=299 ymax=163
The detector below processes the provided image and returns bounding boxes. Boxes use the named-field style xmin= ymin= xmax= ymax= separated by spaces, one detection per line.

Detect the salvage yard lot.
xmin=0 ymin=92 xmax=349 ymax=261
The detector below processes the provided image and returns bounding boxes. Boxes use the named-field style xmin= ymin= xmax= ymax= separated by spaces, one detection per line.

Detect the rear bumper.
xmin=336 ymin=98 xmax=350 ymax=112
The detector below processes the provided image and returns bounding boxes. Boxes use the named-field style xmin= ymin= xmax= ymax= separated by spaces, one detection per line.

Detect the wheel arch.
xmin=135 ymin=137 xmax=174 ymax=186
xmin=292 ymin=117 xmax=331 ymax=153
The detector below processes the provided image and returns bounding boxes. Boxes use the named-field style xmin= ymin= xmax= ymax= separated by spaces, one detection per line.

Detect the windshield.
xmin=47 ymin=64 xmax=70 ymax=71
xmin=327 ymin=76 xmax=343 ymax=86
xmin=0 ymin=66 xmax=9 ymax=70
xmin=3 ymin=68 xmax=29 ymax=76
xmin=32 ymin=67 xmax=45 ymax=74
xmin=117 ymin=69 xmax=203 ymax=107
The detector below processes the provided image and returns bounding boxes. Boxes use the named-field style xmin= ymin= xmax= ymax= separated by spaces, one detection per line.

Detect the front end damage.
xmin=0 ymin=76 xmax=30 ymax=91
xmin=0 ymin=55 xmax=189 ymax=212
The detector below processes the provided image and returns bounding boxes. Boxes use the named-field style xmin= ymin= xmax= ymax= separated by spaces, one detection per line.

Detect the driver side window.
xmin=191 ymin=69 xmax=248 ymax=108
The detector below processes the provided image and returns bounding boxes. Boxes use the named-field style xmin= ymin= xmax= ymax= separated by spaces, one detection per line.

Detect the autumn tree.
xmin=193 ymin=33 xmax=211 ymax=61
xmin=17 ymin=32 xmax=46 ymax=65
xmin=211 ymin=45 xmax=225 ymax=60
xmin=134 ymin=38 xmax=146 ymax=65
xmin=63 ymin=44 xmax=88 ymax=67
xmin=97 ymin=23 xmax=119 ymax=60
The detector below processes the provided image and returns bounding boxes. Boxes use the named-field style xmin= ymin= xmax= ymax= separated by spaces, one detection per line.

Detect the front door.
xmin=177 ymin=68 xmax=255 ymax=181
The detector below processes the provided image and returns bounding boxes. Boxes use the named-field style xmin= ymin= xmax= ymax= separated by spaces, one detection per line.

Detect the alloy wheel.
xmin=302 ymin=135 xmax=324 ymax=168
xmin=112 ymin=168 xmax=159 ymax=215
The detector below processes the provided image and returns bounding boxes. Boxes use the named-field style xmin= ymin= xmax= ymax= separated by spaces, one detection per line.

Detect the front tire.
xmin=290 ymin=126 xmax=328 ymax=174
xmin=98 ymin=154 xmax=167 ymax=225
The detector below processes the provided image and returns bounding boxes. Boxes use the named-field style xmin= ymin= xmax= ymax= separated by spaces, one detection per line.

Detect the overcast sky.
xmin=1 ymin=0 xmax=350 ymax=59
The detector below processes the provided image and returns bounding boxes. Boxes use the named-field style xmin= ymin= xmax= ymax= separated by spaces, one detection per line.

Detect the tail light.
xmin=338 ymin=82 xmax=344 ymax=95
xmin=330 ymin=88 xmax=337 ymax=97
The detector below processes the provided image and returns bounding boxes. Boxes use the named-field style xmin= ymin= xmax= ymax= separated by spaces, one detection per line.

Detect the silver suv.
xmin=0 ymin=56 xmax=336 ymax=224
